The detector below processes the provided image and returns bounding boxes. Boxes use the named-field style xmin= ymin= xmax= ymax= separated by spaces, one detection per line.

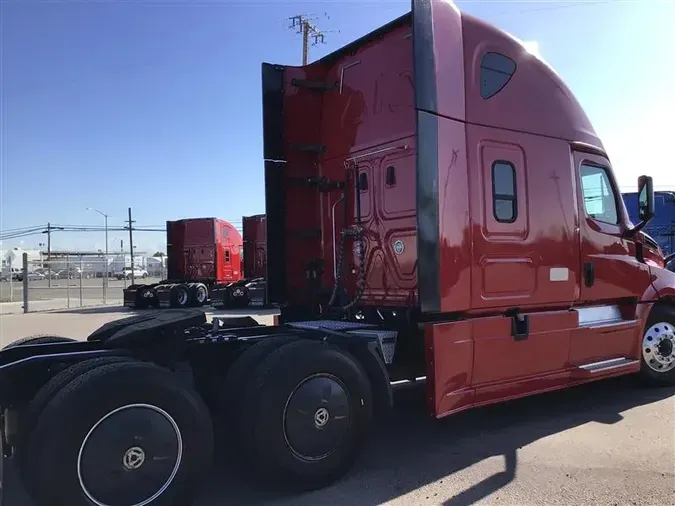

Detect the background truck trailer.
xmin=2 ymin=2 xmax=675 ymax=506
xmin=623 ymin=191 xmax=675 ymax=271
xmin=123 ymin=215 xmax=267 ymax=309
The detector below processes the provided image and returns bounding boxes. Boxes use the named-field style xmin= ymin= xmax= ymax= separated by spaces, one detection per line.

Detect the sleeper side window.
xmin=480 ymin=52 xmax=516 ymax=99
xmin=492 ymin=161 xmax=517 ymax=223
xmin=580 ymin=164 xmax=619 ymax=225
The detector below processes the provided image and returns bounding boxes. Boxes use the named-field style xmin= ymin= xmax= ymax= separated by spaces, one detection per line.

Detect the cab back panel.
xmin=263 ymin=17 xmax=418 ymax=308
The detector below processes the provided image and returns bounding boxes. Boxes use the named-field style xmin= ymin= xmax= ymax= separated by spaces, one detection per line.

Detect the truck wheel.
xmin=171 ymin=284 xmax=190 ymax=308
xmin=639 ymin=304 xmax=675 ymax=386
xmin=214 ymin=335 xmax=298 ymax=457
xmin=239 ymin=340 xmax=373 ymax=490
xmin=16 ymin=356 xmax=134 ymax=480
xmin=189 ymin=283 xmax=208 ymax=307
xmin=2 ymin=334 xmax=75 ymax=350
xmin=22 ymin=360 xmax=214 ymax=506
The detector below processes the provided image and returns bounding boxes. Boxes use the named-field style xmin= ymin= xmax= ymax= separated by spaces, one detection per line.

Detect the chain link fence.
xmin=0 ymin=254 xmax=165 ymax=312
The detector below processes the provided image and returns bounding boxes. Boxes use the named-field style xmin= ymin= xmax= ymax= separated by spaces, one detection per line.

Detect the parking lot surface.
xmin=1 ymin=308 xmax=674 ymax=505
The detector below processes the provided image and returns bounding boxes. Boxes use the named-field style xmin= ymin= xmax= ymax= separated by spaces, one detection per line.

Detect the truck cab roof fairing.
xmin=461 ymin=13 xmax=603 ymax=147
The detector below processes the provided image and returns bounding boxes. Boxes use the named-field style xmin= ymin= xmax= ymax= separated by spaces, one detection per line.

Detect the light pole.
xmin=86 ymin=207 xmax=110 ymax=302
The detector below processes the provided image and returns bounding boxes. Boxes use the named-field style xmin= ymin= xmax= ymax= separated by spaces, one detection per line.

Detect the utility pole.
xmin=289 ymin=14 xmax=326 ymax=65
xmin=86 ymin=207 xmax=110 ymax=302
xmin=46 ymin=222 xmax=51 ymax=287
xmin=42 ymin=222 xmax=64 ymax=287
xmin=127 ymin=207 xmax=136 ymax=285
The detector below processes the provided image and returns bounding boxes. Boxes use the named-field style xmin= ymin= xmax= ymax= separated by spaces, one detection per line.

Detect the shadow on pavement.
xmin=5 ymin=376 xmax=673 ymax=506
xmin=196 ymin=375 xmax=674 ymax=506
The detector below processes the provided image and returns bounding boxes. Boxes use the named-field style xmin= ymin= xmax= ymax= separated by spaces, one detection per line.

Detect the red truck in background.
xmin=123 ymin=216 xmax=267 ymax=309
xmin=211 ymin=214 xmax=267 ymax=307
xmin=2 ymin=2 xmax=675 ymax=506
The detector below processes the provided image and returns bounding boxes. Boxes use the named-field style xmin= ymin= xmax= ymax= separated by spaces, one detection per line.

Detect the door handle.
xmin=584 ymin=262 xmax=595 ymax=287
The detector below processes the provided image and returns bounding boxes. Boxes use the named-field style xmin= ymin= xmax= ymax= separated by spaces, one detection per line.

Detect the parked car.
xmin=115 ymin=267 xmax=148 ymax=280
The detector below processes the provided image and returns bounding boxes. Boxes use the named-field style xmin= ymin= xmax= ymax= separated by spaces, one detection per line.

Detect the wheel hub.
xmin=314 ymin=407 xmax=330 ymax=428
xmin=122 ymin=446 xmax=146 ymax=471
xmin=283 ymin=374 xmax=351 ymax=461
xmin=657 ymin=338 xmax=673 ymax=358
xmin=78 ymin=404 xmax=183 ymax=506
xmin=642 ymin=322 xmax=675 ymax=373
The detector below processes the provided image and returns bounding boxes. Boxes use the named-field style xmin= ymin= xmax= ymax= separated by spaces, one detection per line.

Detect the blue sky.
xmin=1 ymin=0 xmax=674 ymax=253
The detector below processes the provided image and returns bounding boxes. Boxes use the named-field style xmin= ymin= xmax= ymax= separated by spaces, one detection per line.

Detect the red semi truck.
xmin=1 ymin=2 xmax=674 ymax=505
xmin=123 ymin=215 xmax=266 ymax=309
xmin=212 ymin=213 xmax=267 ymax=307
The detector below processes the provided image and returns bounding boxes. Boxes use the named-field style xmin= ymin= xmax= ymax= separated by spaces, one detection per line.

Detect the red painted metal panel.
xmin=572 ymin=150 xmax=653 ymax=303
xmin=242 ymin=214 xmax=267 ymax=279
xmin=462 ymin=12 xmax=602 ymax=149
xmin=425 ymin=320 xmax=474 ymax=417
xmin=436 ymin=118 xmax=471 ymax=312
xmin=464 ymin=126 xmax=580 ymax=312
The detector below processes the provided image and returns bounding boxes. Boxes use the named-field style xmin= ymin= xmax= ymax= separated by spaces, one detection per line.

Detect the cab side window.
xmin=492 ymin=161 xmax=517 ymax=223
xmin=580 ymin=164 xmax=618 ymax=224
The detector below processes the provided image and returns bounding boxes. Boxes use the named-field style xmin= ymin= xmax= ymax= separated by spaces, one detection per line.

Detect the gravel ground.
xmin=1 ymin=309 xmax=674 ymax=506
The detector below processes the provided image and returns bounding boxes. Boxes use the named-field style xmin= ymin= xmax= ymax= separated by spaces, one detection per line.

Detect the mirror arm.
xmin=625 ymin=220 xmax=647 ymax=238
xmin=665 ymin=253 xmax=675 ymax=266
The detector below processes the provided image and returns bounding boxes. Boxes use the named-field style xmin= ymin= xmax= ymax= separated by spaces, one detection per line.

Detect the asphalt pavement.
xmin=1 ymin=309 xmax=674 ymax=505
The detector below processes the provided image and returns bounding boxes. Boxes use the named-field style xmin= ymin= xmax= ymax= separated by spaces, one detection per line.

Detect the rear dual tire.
xmin=169 ymin=283 xmax=207 ymax=308
xmin=221 ymin=339 xmax=373 ymax=490
xmin=20 ymin=359 xmax=214 ymax=506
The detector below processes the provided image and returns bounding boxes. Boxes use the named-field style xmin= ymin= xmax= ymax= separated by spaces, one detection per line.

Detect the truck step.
xmin=576 ymin=357 xmax=639 ymax=374
xmin=291 ymin=78 xmax=337 ymax=91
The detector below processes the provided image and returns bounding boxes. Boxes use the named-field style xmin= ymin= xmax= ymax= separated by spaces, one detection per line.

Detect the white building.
xmin=145 ymin=256 xmax=166 ymax=277
xmin=109 ymin=253 xmax=146 ymax=273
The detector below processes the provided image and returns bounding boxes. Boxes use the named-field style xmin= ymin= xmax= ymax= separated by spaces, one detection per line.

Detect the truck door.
xmin=222 ymin=247 xmax=233 ymax=281
xmin=574 ymin=150 xmax=652 ymax=303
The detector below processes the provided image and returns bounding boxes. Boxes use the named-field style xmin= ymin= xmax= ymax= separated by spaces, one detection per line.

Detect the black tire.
xmin=16 ymin=356 xmax=135 ymax=482
xmin=189 ymin=283 xmax=208 ymax=307
xmin=2 ymin=334 xmax=75 ymax=350
xmin=238 ymin=339 xmax=373 ymax=490
xmin=213 ymin=335 xmax=297 ymax=457
xmin=639 ymin=304 xmax=675 ymax=386
xmin=23 ymin=361 xmax=214 ymax=506
xmin=171 ymin=284 xmax=190 ymax=308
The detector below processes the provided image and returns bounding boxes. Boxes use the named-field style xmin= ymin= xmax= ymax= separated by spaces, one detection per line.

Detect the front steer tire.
xmin=22 ymin=360 xmax=214 ymax=506
xmin=238 ymin=339 xmax=373 ymax=491
xmin=639 ymin=304 xmax=675 ymax=387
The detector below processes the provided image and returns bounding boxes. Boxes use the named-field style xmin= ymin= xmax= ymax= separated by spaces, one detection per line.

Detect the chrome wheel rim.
xmin=642 ymin=322 xmax=675 ymax=373
xmin=196 ymin=286 xmax=207 ymax=303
